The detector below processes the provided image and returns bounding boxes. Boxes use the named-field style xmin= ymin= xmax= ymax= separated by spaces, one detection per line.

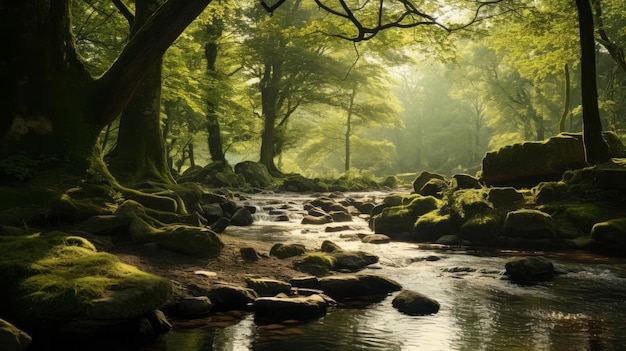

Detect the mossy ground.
xmin=0 ymin=232 xmax=172 ymax=324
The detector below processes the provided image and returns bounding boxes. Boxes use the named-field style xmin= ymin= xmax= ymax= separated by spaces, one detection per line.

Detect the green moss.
xmin=0 ymin=232 xmax=172 ymax=324
xmin=562 ymin=203 xmax=612 ymax=232
xmin=406 ymin=196 xmax=441 ymax=216
xmin=413 ymin=211 xmax=457 ymax=242
xmin=293 ymin=253 xmax=336 ymax=276
xmin=450 ymin=189 xmax=492 ymax=219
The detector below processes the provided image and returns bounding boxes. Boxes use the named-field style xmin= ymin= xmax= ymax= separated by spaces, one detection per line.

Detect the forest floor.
xmin=109 ymin=233 xmax=304 ymax=297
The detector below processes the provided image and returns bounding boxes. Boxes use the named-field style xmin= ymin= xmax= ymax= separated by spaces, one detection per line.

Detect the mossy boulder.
xmin=449 ymin=189 xmax=492 ymax=219
xmin=591 ymin=218 xmax=626 ymax=251
xmin=460 ymin=215 xmax=501 ymax=242
xmin=245 ymin=277 xmax=292 ymax=297
xmin=412 ymin=171 xmax=447 ymax=193
xmin=501 ymin=210 xmax=556 ymax=239
xmin=0 ymin=232 xmax=172 ymax=328
xmin=481 ymin=134 xmax=586 ymax=187
xmin=253 ymin=294 xmax=330 ymax=325
xmin=178 ymin=162 xmax=247 ymax=188
xmin=293 ymin=253 xmax=336 ymax=276
xmin=234 ymin=161 xmax=274 ymax=188
xmin=450 ymin=173 xmax=482 ymax=190
xmin=150 ymin=225 xmax=224 ymax=257
xmin=372 ymin=196 xmax=441 ymax=237
xmin=413 ymin=212 xmax=458 ymax=242
xmin=487 ymin=187 xmax=525 ymax=208
xmin=280 ymin=174 xmax=316 ymax=192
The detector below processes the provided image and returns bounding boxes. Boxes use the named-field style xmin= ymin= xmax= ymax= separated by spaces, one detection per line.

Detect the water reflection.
xmin=143 ymin=193 xmax=626 ymax=351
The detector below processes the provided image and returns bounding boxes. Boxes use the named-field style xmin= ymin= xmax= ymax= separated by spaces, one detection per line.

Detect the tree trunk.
xmin=0 ymin=0 xmax=212 ymax=179
xmin=345 ymin=86 xmax=357 ymax=172
xmin=205 ymin=20 xmax=227 ymax=163
xmin=558 ymin=63 xmax=571 ymax=132
xmin=259 ymin=56 xmax=284 ymax=177
xmin=575 ymin=0 xmax=610 ymax=165
xmin=108 ymin=0 xmax=174 ymax=184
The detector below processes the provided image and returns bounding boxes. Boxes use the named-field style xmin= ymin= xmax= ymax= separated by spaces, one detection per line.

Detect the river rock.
xmin=234 ymin=161 xmax=274 ymax=188
xmin=361 ymin=234 xmax=391 ymax=244
xmin=413 ymin=212 xmax=457 ymax=242
xmin=321 ymin=240 xmax=343 ymax=253
xmin=206 ymin=283 xmax=258 ymax=311
xmin=172 ymin=296 xmax=213 ymax=317
xmin=392 ymin=290 xmax=440 ymax=316
xmin=487 ymin=187 xmax=525 ymax=208
xmin=150 ymin=225 xmax=224 ymax=257
xmin=230 ymin=207 xmax=254 ymax=226
xmin=591 ymin=218 xmax=626 ymax=251
xmin=270 ymin=243 xmax=306 ymax=259
xmin=240 ymin=247 xmax=260 ymax=261
xmin=301 ymin=214 xmax=333 ymax=225
xmin=505 ymin=256 xmax=554 ymax=283
xmin=0 ymin=318 xmax=31 ymax=351
xmin=319 ymin=274 xmax=402 ymax=302
xmin=253 ymin=294 xmax=329 ymax=325
xmin=481 ymin=134 xmax=586 ymax=187
xmin=245 ymin=277 xmax=292 ymax=297
xmin=502 ymin=209 xmax=556 ymax=239
xmin=412 ymin=171 xmax=447 ymax=193
xmin=450 ymin=173 xmax=482 ymax=190
xmin=417 ymin=178 xmax=448 ymax=198
xmin=329 ymin=210 xmax=353 ymax=222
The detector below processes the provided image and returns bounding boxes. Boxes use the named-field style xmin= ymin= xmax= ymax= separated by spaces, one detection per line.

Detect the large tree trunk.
xmin=259 ymin=58 xmax=284 ymax=177
xmin=108 ymin=0 xmax=174 ymax=184
xmin=205 ymin=20 xmax=227 ymax=163
xmin=0 ymin=0 xmax=212 ymax=180
xmin=575 ymin=0 xmax=610 ymax=165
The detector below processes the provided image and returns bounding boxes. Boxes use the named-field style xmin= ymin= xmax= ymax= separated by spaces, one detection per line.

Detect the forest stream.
xmin=135 ymin=191 xmax=626 ymax=351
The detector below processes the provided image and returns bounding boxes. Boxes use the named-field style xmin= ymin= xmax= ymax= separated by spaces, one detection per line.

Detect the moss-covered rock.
xmin=149 ymin=225 xmax=224 ymax=257
xmin=450 ymin=173 xmax=482 ymax=190
xmin=413 ymin=212 xmax=458 ymax=242
xmin=449 ymin=189 xmax=492 ymax=219
xmin=270 ymin=243 xmax=306 ymax=259
xmin=487 ymin=187 xmax=525 ymax=208
xmin=234 ymin=161 xmax=274 ymax=188
xmin=501 ymin=209 xmax=556 ymax=239
xmin=279 ymin=174 xmax=316 ymax=192
xmin=293 ymin=253 xmax=336 ymax=276
xmin=372 ymin=196 xmax=441 ymax=237
xmin=0 ymin=232 xmax=172 ymax=327
xmin=460 ymin=215 xmax=501 ymax=242
xmin=412 ymin=171 xmax=446 ymax=193
xmin=591 ymin=218 xmax=626 ymax=251
xmin=481 ymin=134 xmax=586 ymax=187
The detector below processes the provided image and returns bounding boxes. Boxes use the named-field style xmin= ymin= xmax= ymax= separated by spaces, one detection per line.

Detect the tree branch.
xmin=93 ymin=0 xmax=212 ymax=127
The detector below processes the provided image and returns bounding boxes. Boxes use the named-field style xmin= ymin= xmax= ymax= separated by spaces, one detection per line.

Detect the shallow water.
xmin=142 ymin=192 xmax=626 ymax=351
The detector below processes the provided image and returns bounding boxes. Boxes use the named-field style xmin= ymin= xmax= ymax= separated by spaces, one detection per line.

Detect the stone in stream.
xmin=245 ymin=277 xmax=292 ymax=297
xmin=206 ymin=283 xmax=259 ymax=312
xmin=392 ymin=290 xmax=440 ymax=316
xmin=318 ymin=274 xmax=402 ymax=302
xmin=253 ymin=294 xmax=330 ymax=325
xmin=505 ymin=256 xmax=554 ymax=284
